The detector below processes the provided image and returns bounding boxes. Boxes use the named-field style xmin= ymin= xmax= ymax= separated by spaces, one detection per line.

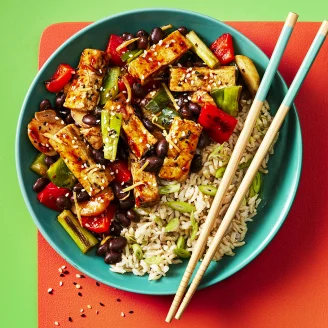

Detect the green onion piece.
xmin=99 ymin=67 xmax=120 ymax=105
xmin=47 ymin=157 xmax=77 ymax=189
xmin=198 ymin=185 xmax=218 ymax=196
xmin=101 ymin=110 xmax=123 ymax=160
xmin=190 ymin=212 xmax=199 ymax=242
xmin=145 ymin=255 xmax=162 ymax=265
xmin=132 ymin=244 xmax=143 ymax=260
xmin=211 ymin=86 xmax=242 ymax=117
xmin=164 ymin=218 xmax=180 ymax=232
xmin=157 ymin=107 xmax=181 ymax=128
xmin=166 ymin=201 xmax=196 ymax=213
xmin=239 ymin=159 xmax=252 ymax=169
xmin=208 ymin=144 xmax=224 ymax=159
xmin=174 ymin=248 xmax=191 ymax=258
xmin=249 ymin=172 xmax=262 ymax=197
xmin=30 ymin=153 xmax=48 ymax=177
xmin=215 ymin=166 xmax=226 ymax=179
xmin=186 ymin=31 xmax=220 ymax=69
xmin=121 ymin=49 xmax=143 ymax=63
xmin=154 ymin=217 xmax=163 ymax=227
xmin=159 ymin=183 xmax=181 ymax=194
xmin=133 ymin=207 xmax=150 ymax=216
xmin=125 ymin=234 xmax=136 ymax=244
xmin=177 ymin=236 xmax=186 ymax=249
xmin=145 ymin=88 xmax=171 ymax=113
xmin=57 ymin=210 xmax=98 ymax=254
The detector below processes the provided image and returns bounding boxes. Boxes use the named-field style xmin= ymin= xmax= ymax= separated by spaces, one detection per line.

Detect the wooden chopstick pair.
xmin=166 ymin=14 xmax=328 ymax=322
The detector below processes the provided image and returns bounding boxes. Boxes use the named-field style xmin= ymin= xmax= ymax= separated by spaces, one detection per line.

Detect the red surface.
xmin=38 ymin=22 xmax=328 ymax=328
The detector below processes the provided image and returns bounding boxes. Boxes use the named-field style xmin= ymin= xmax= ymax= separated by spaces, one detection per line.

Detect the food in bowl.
xmin=27 ymin=24 xmax=275 ymax=280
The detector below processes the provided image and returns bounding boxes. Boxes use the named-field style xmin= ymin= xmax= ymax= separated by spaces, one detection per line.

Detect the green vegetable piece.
xmin=145 ymin=255 xmax=162 ymax=265
xmin=125 ymin=233 xmax=136 ymax=244
xmin=215 ymin=166 xmax=226 ymax=178
xmin=47 ymin=157 xmax=77 ymax=189
xmin=30 ymin=153 xmax=48 ymax=177
xmin=99 ymin=67 xmax=120 ymax=105
xmin=101 ymin=109 xmax=123 ymax=160
xmin=157 ymin=107 xmax=181 ymax=128
xmin=164 ymin=218 xmax=180 ymax=232
xmin=166 ymin=201 xmax=196 ymax=213
xmin=132 ymin=244 xmax=143 ymax=260
xmin=186 ymin=31 xmax=220 ymax=69
xmin=121 ymin=49 xmax=143 ymax=63
xmin=174 ymin=248 xmax=191 ymax=258
xmin=159 ymin=183 xmax=181 ymax=194
xmin=208 ymin=144 xmax=224 ymax=160
xmin=239 ymin=159 xmax=252 ymax=169
xmin=190 ymin=212 xmax=199 ymax=242
xmin=249 ymin=172 xmax=262 ymax=197
xmin=57 ymin=210 xmax=98 ymax=254
xmin=211 ymin=86 xmax=242 ymax=117
xmin=198 ymin=185 xmax=218 ymax=196
xmin=177 ymin=236 xmax=186 ymax=249
xmin=145 ymin=88 xmax=171 ymax=113
xmin=154 ymin=217 xmax=163 ymax=227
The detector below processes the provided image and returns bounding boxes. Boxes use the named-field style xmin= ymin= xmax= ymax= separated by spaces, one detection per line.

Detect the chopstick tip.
xmin=319 ymin=20 xmax=328 ymax=37
xmin=286 ymin=12 xmax=299 ymax=28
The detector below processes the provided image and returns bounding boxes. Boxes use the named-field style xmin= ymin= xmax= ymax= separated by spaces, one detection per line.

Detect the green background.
xmin=1 ymin=1 xmax=327 ymax=327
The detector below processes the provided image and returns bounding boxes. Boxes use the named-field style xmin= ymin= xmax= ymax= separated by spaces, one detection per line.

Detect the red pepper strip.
xmin=210 ymin=33 xmax=235 ymax=65
xmin=108 ymin=160 xmax=131 ymax=184
xmin=118 ymin=74 xmax=136 ymax=92
xmin=37 ymin=182 xmax=72 ymax=211
xmin=81 ymin=203 xmax=117 ymax=233
xmin=106 ymin=34 xmax=127 ymax=67
xmin=45 ymin=63 xmax=75 ymax=93
xmin=198 ymin=104 xmax=237 ymax=144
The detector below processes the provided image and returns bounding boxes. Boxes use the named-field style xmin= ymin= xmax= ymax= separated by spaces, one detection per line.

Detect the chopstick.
xmin=174 ymin=19 xmax=328 ymax=320
xmin=165 ymin=12 xmax=299 ymax=323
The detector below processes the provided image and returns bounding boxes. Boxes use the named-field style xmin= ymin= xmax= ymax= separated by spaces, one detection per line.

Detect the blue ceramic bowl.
xmin=16 ymin=8 xmax=302 ymax=295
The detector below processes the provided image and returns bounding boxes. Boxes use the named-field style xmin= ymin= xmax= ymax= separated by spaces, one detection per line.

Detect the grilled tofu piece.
xmin=169 ymin=66 xmax=236 ymax=92
xmin=64 ymin=49 xmax=109 ymax=112
xmin=128 ymin=30 xmax=192 ymax=85
xmin=80 ymin=126 xmax=103 ymax=150
xmin=130 ymin=155 xmax=160 ymax=207
xmin=190 ymin=90 xmax=216 ymax=107
xmin=159 ymin=117 xmax=202 ymax=182
xmin=48 ymin=124 xmax=113 ymax=196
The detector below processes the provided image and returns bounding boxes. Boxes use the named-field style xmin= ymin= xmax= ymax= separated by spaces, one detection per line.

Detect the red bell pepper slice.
xmin=118 ymin=74 xmax=137 ymax=92
xmin=108 ymin=160 xmax=131 ymax=184
xmin=210 ymin=33 xmax=235 ymax=65
xmin=198 ymin=104 xmax=237 ymax=144
xmin=106 ymin=34 xmax=127 ymax=67
xmin=81 ymin=203 xmax=117 ymax=234
xmin=45 ymin=63 xmax=75 ymax=93
xmin=37 ymin=182 xmax=72 ymax=211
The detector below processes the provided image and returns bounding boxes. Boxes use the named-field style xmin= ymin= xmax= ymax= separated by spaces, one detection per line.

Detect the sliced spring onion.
xmin=99 ymin=67 xmax=120 ymax=105
xmin=198 ymin=185 xmax=217 ymax=196
xmin=177 ymin=236 xmax=186 ymax=249
xmin=145 ymin=88 xmax=171 ymax=113
xmin=166 ymin=201 xmax=196 ymax=213
xmin=208 ymin=144 xmax=224 ymax=160
xmin=174 ymin=248 xmax=191 ymax=258
xmin=161 ymin=24 xmax=172 ymax=31
xmin=215 ymin=166 xmax=226 ymax=178
xmin=249 ymin=172 xmax=262 ymax=197
xmin=186 ymin=31 xmax=220 ymax=69
xmin=116 ymin=37 xmax=140 ymax=52
xmin=154 ymin=217 xmax=163 ymax=227
xmin=161 ymin=82 xmax=180 ymax=111
xmin=190 ymin=212 xmax=199 ymax=242
xmin=125 ymin=234 xmax=136 ymax=244
xmin=164 ymin=218 xmax=180 ymax=232
xmin=133 ymin=207 xmax=150 ymax=216
xmin=121 ymin=49 xmax=143 ymax=63
xmin=132 ymin=244 xmax=143 ymax=260
xmin=145 ymin=255 xmax=162 ymax=265
xmin=239 ymin=159 xmax=252 ymax=169
xmin=159 ymin=183 xmax=181 ymax=194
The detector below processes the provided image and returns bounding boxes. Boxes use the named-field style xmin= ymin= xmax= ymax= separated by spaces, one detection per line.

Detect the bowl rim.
xmin=16 ymin=7 xmax=303 ymax=295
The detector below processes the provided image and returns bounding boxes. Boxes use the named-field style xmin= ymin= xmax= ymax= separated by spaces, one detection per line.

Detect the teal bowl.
xmin=16 ymin=8 xmax=302 ymax=295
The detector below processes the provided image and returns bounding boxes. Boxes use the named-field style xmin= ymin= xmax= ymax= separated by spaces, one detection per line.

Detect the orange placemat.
xmin=38 ymin=22 xmax=328 ymax=328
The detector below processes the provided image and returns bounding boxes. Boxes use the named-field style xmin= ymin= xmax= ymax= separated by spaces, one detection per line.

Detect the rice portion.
xmin=110 ymin=99 xmax=276 ymax=280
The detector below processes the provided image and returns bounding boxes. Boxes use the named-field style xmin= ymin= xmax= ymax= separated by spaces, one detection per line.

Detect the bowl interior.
xmin=16 ymin=8 xmax=302 ymax=295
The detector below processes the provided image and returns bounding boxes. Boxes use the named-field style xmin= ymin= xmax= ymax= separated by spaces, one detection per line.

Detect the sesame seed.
xmin=75 ymin=284 xmax=81 ymax=289
xmin=115 ymin=169 xmax=118 ymax=174
xmin=59 ymin=281 xmax=63 ymax=286
xmin=58 ymin=268 xmax=63 ymax=273
xmin=87 ymin=305 xmax=92 ymax=309
xmin=47 ymin=288 xmax=53 ymax=294
xmin=96 ymin=310 xmax=99 ymax=315
xmin=159 ymin=40 xmax=163 ymax=45
xmin=76 ymin=274 xmax=81 ymax=278
xmin=80 ymin=309 xmax=84 ymax=313
xmin=121 ymin=312 xmax=125 ymax=317
xmin=54 ymin=321 xmax=60 ymax=326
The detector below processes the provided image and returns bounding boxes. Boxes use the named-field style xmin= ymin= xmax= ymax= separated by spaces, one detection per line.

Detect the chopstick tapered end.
xmin=286 ymin=12 xmax=299 ymax=28
xmin=319 ymin=20 xmax=328 ymax=37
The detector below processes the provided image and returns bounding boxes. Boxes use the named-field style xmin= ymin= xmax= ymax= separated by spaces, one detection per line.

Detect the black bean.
xmin=110 ymin=221 xmax=123 ymax=236
xmin=39 ymin=99 xmax=52 ymax=111
xmin=190 ymin=154 xmax=203 ymax=173
xmin=132 ymin=104 xmax=143 ymax=119
xmin=44 ymin=155 xmax=57 ymax=167
xmin=65 ymin=113 xmax=74 ymax=124
xmin=180 ymin=106 xmax=193 ymax=120
xmin=122 ymin=32 xmax=129 ymax=39
xmin=90 ymin=148 xmax=108 ymax=165
xmin=124 ymin=33 xmax=136 ymax=50
xmin=178 ymin=26 xmax=188 ymax=36
xmin=150 ymin=27 xmax=165 ymax=45
xmin=33 ymin=177 xmax=49 ymax=192
xmin=93 ymin=105 xmax=103 ymax=116
xmin=96 ymin=243 xmax=109 ymax=256
xmin=126 ymin=209 xmax=140 ymax=223
xmin=116 ymin=212 xmax=131 ymax=227
xmin=82 ymin=114 xmax=98 ymax=127
xmin=117 ymin=139 xmax=129 ymax=161
xmin=136 ymin=29 xmax=149 ymax=37
xmin=132 ymin=83 xmax=146 ymax=98
xmin=188 ymin=102 xmax=201 ymax=116
xmin=156 ymin=139 xmax=168 ymax=158
xmin=140 ymin=98 xmax=149 ymax=108
xmin=197 ymin=132 xmax=211 ymax=149
xmin=143 ymin=156 xmax=164 ymax=173
xmin=194 ymin=61 xmax=206 ymax=67
xmin=56 ymin=196 xmax=72 ymax=210
xmin=109 ymin=237 xmax=127 ymax=251
xmin=142 ymin=118 xmax=155 ymax=132
xmin=137 ymin=36 xmax=148 ymax=50
xmin=55 ymin=92 xmax=66 ymax=109
xmin=177 ymin=94 xmax=189 ymax=108
xmin=118 ymin=195 xmax=135 ymax=210
xmin=77 ymin=190 xmax=90 ymax=202
xmin=73 ymin=183 xmax=83 ymax=193
xmin=104 ymin=251 xmax=122 ymax=264
xmin=112 ymin=182 xmax=129 ymax=200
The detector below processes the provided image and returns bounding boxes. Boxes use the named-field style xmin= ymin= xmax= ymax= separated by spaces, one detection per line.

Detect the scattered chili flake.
xmin=59 ymin=274 xmax=65 ymax=277
xmin=117 ymin=298 xmax=121 ymax=302
xmin=78 ymin=292 xmax=82 ymax=297
xmin=47 ymin=288 xmax=53 ymax=294
xmin=99 ymin=302 xmax=105 ymax=307
xmin=63 ymin=270 xmax=69 ymax=274
xmin=80 ymin=274 xmax=85 ymax=278
xmin=81 ymin=314 xmax=86 ymax=318
xmin=68 ymin=317 xmax=73 ymax=322
xmin=96 ymin=282 xmax=100 ymax=286
xmin=96 ymin=310 xmax=99 ymax=315
xmin=73 ymin=282 xmax=77 ymax=285
xmin=129 ymin=311 xmax=134 ymax=314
